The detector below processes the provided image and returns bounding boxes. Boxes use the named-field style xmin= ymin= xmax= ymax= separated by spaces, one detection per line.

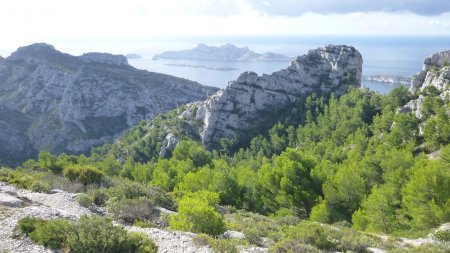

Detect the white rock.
xmin=159 ymin=133 xmax=179 ymax=158
xmin=222 ymin=230 xmax=245 ymax=240
xmin=0 ymin=192 xmax=23 ymax=208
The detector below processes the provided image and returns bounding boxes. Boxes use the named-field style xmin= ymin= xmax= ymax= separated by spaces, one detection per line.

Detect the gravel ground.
xmin=0 ymin=181 xmax=90 ymax=253
xmin=127 ymin=226 xmax=213 ymax=253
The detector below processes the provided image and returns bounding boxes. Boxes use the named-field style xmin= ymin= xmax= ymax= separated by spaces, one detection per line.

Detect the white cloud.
xmin=0 ymin=0 xmax=450 ymax=55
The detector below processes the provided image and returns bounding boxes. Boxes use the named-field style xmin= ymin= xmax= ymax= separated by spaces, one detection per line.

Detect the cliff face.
xmin=0 ymin=43 xmax=218 ymax=165
xmin=402 ymin=50 xmax=450 ymax=119
xmin=164 ymin=45 xmax=362 ymax=150
xmin=411 ymin=50 xmax=450 ymax=93
xmin=196 ymin=45 xmax=362 ymax=146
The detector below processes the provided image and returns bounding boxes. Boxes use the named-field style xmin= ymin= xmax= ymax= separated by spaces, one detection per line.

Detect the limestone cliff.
xmin=0 ymin=43 xmax=218 ymax=165
xmin=194 ymin=45 xmax=362 ymax=147
xmin=401 ymin=50 xmax=450 ymax=119
xmin=148 ymin=45 xmax=362 ymax=154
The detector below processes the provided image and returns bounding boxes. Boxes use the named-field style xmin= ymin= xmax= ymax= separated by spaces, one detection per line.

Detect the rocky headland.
xmin=153 ymin=43 xmax=291 ymax=62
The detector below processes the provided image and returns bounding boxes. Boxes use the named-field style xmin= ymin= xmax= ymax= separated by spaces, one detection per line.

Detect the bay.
xmin=127 ymin=35 xmax=450 ymax=94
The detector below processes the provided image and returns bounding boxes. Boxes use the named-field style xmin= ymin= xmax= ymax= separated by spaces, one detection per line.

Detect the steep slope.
xmin=112 ymin=45 xmax=362 ymax=160
xmin=0 ymin=43 xmax=218 ymax=165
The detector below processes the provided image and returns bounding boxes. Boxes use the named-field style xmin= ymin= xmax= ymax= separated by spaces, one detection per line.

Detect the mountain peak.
xmin=7 ymin=43 xmax=73 ymax=65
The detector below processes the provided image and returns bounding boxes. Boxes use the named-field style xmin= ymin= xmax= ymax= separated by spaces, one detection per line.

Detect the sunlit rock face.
xmin=189 ymin=45 xmax=363 ymax=147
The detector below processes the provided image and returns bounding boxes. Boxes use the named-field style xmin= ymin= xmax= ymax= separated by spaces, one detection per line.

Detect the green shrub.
xmin=270 ymin=239 xmax=321 ymax=253
xmin=433 ymin=229 xmax=450 ymax=242
xmin=209 ymin=239 xmax=238 ymax=253
xmin=16 ymin=216 xmax=45 ymax=236
xmin=16 ymin=216 xmax=158 ymax=253
xmin=224 ymin=211 xmax=282 ymax=241
xmin=0 ymin=167 xmax=11 ymax=181
xmin=133 ymin=220 xmax=156 ymax=228
xmin=243 ymin=227 xmax=263 ymax=246
xmin=29 ymin=219 xmax=72 ymax=249
xmin=30 ymin=180 xmax=51 ymax=193
xmin=67 ymin=215 xmax=158 ymax=253
xmin=106 ymin=179 xmax=175 ymax=210
xmin=193 ymin=234 xmax=238 ymax=253
xmin=193 ymin=233 xmax=212 ymax=247
xmin=63 ymin=164 xmax=104 ymax=185
xmin=169 ymin=196 xmax=225 ymax=235
xmin=66 ymin=215 xmax=128 ymax=253
xmin=126 ymin=232 xmax=158 ymax=253
xmin=89 ymin=188 xmax=109 ymax=206
xmin=107 ymin=197 xmax=156 ymax=223
xmin=76 ymin=193 xmax=94 ymax=207
xmin=283 ymin=222 xmax=339 ymax=251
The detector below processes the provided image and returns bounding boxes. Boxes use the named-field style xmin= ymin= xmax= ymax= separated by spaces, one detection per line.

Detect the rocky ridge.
xmin=0 ymin=43 xmax=218 ymax=165
xmin=153 ymin=43 xmax=291 ymax=62
xmin=171 ymin=45 xmax=362 ymax=149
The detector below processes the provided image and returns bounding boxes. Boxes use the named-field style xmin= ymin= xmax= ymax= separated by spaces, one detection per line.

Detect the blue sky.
xmin=1 ymin=0 xmax=449 ymax=55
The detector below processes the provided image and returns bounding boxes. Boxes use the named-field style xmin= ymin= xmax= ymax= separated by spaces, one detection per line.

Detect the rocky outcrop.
xmin=401 ymin=50 xmax=450 ymax=119
xmin=153 ymin=43 xmax=291 ymax=62
xmin=159 ymin=134 xmax=179 ymax=158
xmin=192 ymin=45 xmax=362 ymax=147
xmin=0 ymin=192 xmax=23 ymax=208
xmin=0 ymin=43 xmax=218 ymax=165
xmin=410 ymin=50 xmax=450 ymax=92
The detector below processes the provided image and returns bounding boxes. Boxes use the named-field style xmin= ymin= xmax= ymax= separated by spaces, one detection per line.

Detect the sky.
xmin=1 ymin=0 xmax=450 ymax=55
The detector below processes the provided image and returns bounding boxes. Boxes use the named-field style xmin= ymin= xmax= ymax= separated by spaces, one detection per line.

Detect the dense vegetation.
xmin=2 ymin=72 xmax=449 ymax=251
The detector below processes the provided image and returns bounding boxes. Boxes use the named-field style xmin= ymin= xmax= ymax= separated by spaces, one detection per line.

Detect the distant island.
xmin=153 ymin=43 xmax=291 ymax=62
xmin=125 ymin=53 xmax=142 ymax=59
xmin=165 ymin=63 xmax=238 ymax=71
xmin=363 ymin=75 xmax=411 ymax=85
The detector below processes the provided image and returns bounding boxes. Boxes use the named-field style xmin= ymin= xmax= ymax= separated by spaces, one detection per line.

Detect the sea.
xmin=124 ymin=35 xmax=450 ymax=95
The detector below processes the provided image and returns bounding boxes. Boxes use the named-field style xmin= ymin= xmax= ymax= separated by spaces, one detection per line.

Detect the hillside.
xmin=0 ymin=47 xmax=448 ymax=253
xmin=0 ymin=43 xmax=218 ymax=166
xmin=112 ymin=45 xmax=362 ymax=162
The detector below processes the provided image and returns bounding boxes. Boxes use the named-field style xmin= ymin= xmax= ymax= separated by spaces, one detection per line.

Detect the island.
xmin=165 ymin=63 xmax=238 ymax=71
xmin=153 ymin=43 xmax=291 ymax=62
xmin=125 ymin=53 xmax=142 ymax=59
